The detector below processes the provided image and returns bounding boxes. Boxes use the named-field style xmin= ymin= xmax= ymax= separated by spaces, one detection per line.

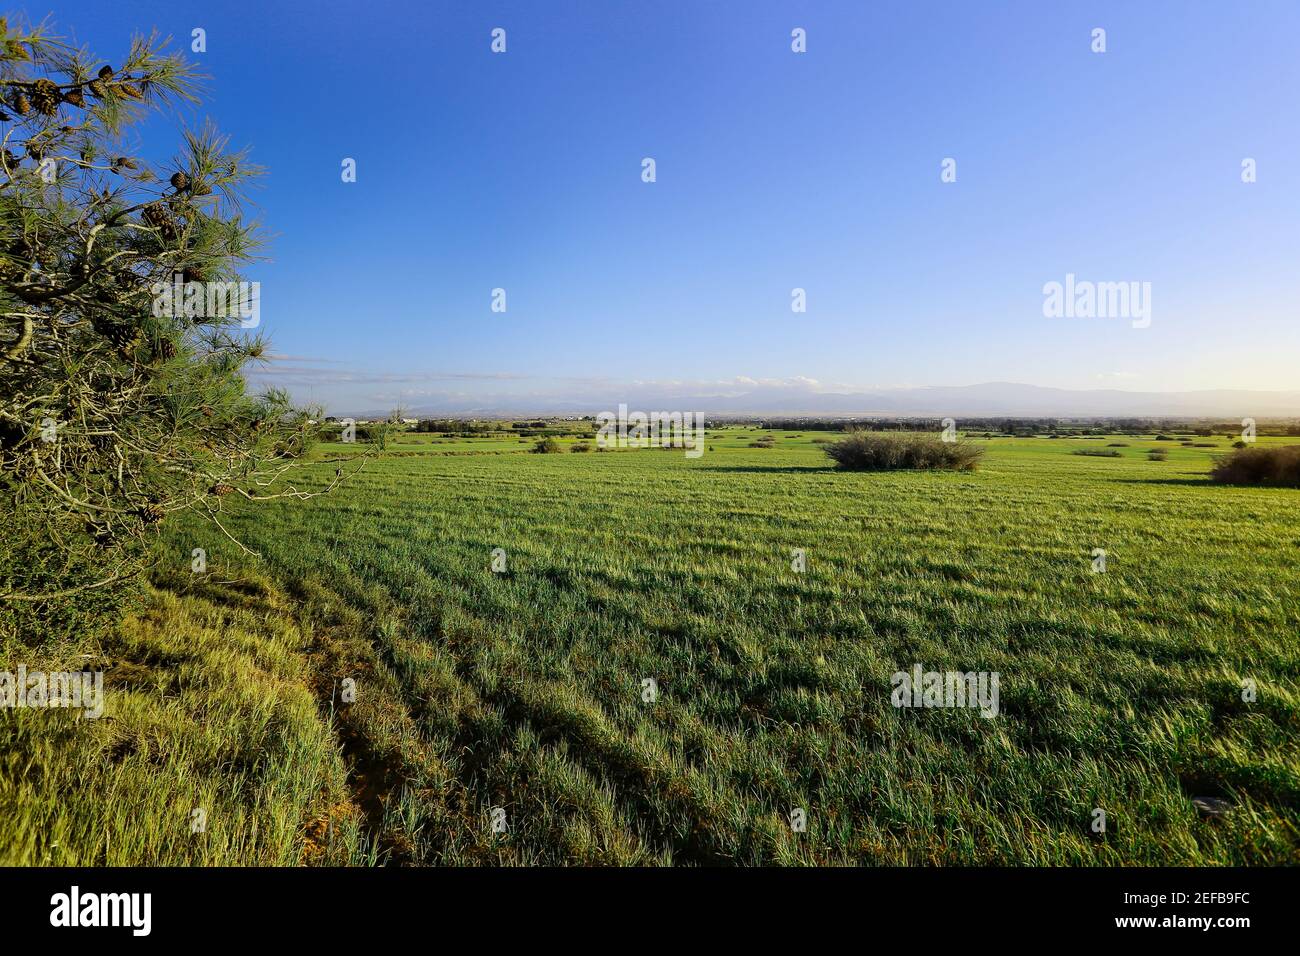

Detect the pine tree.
xmin=0 ymin=16 xmax=338 ymax=643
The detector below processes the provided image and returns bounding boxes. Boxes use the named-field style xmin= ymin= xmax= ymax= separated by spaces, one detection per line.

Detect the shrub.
xmin=1210 ymin=445 xmax=1300 ymax=487
xmin=570 ymin=442 xmax=592 ymax=453
xmin=1233 ymin=440 xmax=1248 ymax=449
xmin=1107 ymin=442 xmax=1129 ymax=447
xmin=1072 ymin=449 xmax=1121 ymax=457
xmin=1148 ymin=450 xmax=1168 ymax=461
xmin=531 ymin=437 xmax=563 ymax=454
xmin=748 ymin=439 xmax=775 ymax=448
xmin=1155 ymin=435 xmax=1174 ymax=441
xmin=823 ymin=432 xmax=983 ymax=472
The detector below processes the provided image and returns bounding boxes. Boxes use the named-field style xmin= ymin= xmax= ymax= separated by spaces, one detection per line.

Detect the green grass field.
xmin=4 ymin=430 xmax=1298 ymax=865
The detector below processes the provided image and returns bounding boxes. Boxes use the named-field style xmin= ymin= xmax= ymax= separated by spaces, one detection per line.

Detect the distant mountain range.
xmin=359 ymin=382 xmax=1300 ymax=419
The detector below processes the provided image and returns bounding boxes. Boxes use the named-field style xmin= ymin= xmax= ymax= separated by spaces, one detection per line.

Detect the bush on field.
xmin=1073 ymin=449 xmax=1121 ymax=458
xmin=823 ymin=432 xmax=983 ymax=471
xmin=531 ymin=437 xmax=563 ymax=454
xmin=570 ymin=442 xmax=591 ymax=453
xmin=1210 ymin=445 xmax=1300 ymax=487
xmin=1148 ymin=450 xmax=1168 ymax=461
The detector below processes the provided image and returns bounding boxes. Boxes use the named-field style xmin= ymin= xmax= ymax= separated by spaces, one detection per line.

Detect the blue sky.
xmin=39 ymin=1 xmax=1300 ymax=414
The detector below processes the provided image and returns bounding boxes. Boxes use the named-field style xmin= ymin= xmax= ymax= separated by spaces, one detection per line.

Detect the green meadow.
xmin=3 ymin=430 xmax=1298 ymax=865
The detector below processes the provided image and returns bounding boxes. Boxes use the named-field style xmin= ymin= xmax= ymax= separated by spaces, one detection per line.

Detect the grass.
xmin=3 ymin=430 xmax=1298 ymax=865
xmin=0 ymin=569 xmax=367 ymax=865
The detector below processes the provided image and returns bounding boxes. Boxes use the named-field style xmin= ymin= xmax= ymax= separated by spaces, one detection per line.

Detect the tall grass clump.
xmin=1210 ymin=445 xmax=1300 ymax=487
xmin=823 ymin=431 xmax=983 ymax=472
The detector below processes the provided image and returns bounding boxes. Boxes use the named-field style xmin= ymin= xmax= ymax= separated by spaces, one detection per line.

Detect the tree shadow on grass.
xmin=691 ymin=464 xmax=837 ymax=474
xmin=1109 ymin=477 xmax=1217 ymax=486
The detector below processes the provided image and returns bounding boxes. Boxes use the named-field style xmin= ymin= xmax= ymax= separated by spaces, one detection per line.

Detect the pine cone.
xmin=208 ymin=483 xmax=234 ymax=497
xmin=62 ymin=88 xmax=85 ymax=107
xmin=31 ymin=78 xmax=59 ymax=116
xmin=12 ymin=93 xmax=30 ymax=115
xmin=98 ymin=65 xmax=114 ymax=80
xmin=156 ymin=338 xmax=178 ymax=361
xmin=170 ymin=170 xmax=189 ymax=190
xmin=182 ymin=265 xmax=205 ymax=282
xmin=117 ymin=83 xmax=143 ymax=100
xmin=100 ymin=322 xmax=140 ymax=351
xmin=87 ymin=79 xmax=106 ymax=99
xmin=136 ymin=503 xmax=166 ymax=524
xmin=141 ymin=202 xmax=177 ymax=241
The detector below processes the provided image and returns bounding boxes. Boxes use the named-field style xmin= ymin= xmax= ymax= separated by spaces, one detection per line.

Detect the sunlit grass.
xmin=5 ymin=431 xmax=1298 ymax=864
